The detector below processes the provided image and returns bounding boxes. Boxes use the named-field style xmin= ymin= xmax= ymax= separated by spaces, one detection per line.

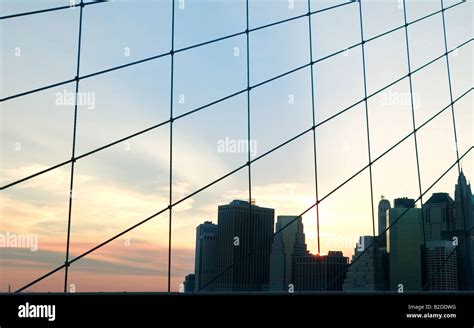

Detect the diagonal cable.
xmin=0 ymin=0 xmax=106 ymax=20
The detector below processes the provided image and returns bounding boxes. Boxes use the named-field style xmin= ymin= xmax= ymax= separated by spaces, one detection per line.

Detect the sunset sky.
xmin=0 ymin=0 xmax=472 ymax=292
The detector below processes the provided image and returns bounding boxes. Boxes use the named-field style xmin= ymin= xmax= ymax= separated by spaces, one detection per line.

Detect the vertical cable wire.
xmin=245 ymin=2 xmax=252 ymax=205
xmin=245 ymin=0 xmax=254 ymax=290
xmin=64 ymin=0 xmax=84 ymax=293
xmin=167 ymin=0 xmax=175 ymax=293
xmin=402 ymin=0 xmax=426 ymax=251
xmin=307 ymin=0 xmax=321 ymax=255
xmin=440 ymin=0 xmax=461 ymax=174
xmin=357 ymin=0 xmax=377 ymax=287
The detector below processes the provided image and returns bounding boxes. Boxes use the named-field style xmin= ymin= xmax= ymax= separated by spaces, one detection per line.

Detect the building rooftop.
xmin=203 ymin=220 xmax=214 ymax=225
xmin=425 ymin=192 xmax=454 ymax=205
xmin=221 ymin=200 xmax=274 ymax=212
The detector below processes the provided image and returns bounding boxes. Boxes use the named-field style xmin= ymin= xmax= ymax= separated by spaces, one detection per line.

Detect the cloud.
xmin=0 ymin=239 xmax=194 ymax=291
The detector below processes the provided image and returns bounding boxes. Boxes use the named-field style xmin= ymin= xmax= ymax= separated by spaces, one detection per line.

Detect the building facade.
xmin=294 ymin=251 xmax=348 ymax=291
xmin=194 ymin=221 xmax=218 ymax=291
xmin=388 ymin=203 xmax=423 ymax=291
xmin=269 ymin=215 xmax=307 ymax=291
xmin=378 ymin=198 xmax=391 ymax=249
xmin=183 ymin=274 xmax=195 ymax=293
xmin=423 ymin=193 xmax=455 ymax=241
xmin=343 ymin=236 xmax=385 ymax=291
xmin=453 ymin=171 xmax=474 ymax=290
xmin=424 ymin=240 xmax=457 ymax=291
xmin=215 ymin=200 xmax=274 ymax=291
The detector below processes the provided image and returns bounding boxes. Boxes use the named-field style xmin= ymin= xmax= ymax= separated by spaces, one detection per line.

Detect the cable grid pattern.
xmin=0 ymin=0 xmax=472 ymax=293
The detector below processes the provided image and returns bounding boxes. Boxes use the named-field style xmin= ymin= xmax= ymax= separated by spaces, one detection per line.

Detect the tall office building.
xmin=472 ymin=194 xmax=474 ymax=219
xmin=377 ymin=198 xmax=391 ymax=289
xmin=215 ymin=200 xmax=274 ymax=291
xmin=388 ymin=200 xmax=423 ymax=291
xmin=472 ymin=194 xmax=474 ymax=221
xmin=194 ymin=221 xmax=218 ymax=291
xmin=453 ymin=170 xmax=474 ymax=290
xmin=378 ymin=198 xmax=391 ymax=249
xmin=269 ymin=216 xmax=307 ymax=291
xmin=455 ymin=170 xmax=473 ymax=230
xmin=422 ymin=193 xmax=458 ymax=291
xmin=423 ymin=193 xmax=455 ymax=241
xmin=294 ymin=251 xmax=348 ymax=291
xmin=343 ymin=236 xmax=385 ymax=291
xmin=424 ymin=240 xmax=457 ymax=291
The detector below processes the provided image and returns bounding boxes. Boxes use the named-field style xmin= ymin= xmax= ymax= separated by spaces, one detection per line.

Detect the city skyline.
xmin=185 ymin=170 xmax=473 ymax=292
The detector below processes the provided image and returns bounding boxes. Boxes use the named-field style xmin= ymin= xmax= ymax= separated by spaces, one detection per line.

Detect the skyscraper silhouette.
xmin=215 ymin=200 xmax=274 ymax=291
xmin=453 ymin=170 xmax=474 ymax=290
xmin=388 ymin=199 xmax=423 ymax=291
xmin=424 ymin=240 xmax=457 ymax=291
xmin=269 ymin=216 xmax=307 ymax=291
xmin=183 ymin=274 xmax=196 ymax=293
xmin=294 ymin=251 xmax=348 ymax=291
xmin=194 ymin=221 xmax=218 ymax=291
xmin=343 ymin=236 xmax=385 ymax=291
xmin=378 ymin=197 xmax=391 ymax=249
xmin=422 ymin=193 xmax=458 ymax=290
xmin=423 ymin=193 xmax=455 ymax=241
